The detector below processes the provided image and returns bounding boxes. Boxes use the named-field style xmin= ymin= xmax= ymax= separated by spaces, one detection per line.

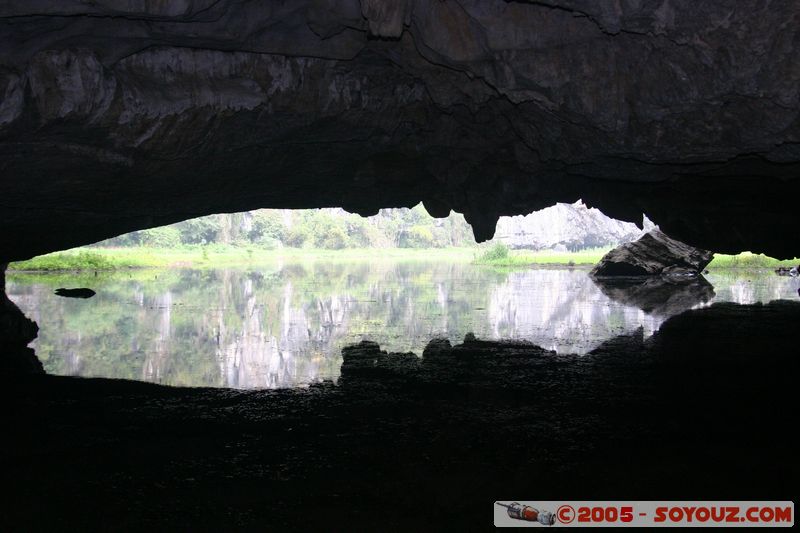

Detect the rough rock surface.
xmin=2 ymin=1 xmax=800 ymax=260
xmin=494 ymin=200 xmax=648 ymax=250
xmin=591 ymin=229 xmax=714 ymax=277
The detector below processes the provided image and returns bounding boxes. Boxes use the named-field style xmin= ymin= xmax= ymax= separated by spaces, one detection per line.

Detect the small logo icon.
xmin=556 ymin=504 xmax=575 ymax=524
xmin=495 ymin=502 xmax=556 ymax=526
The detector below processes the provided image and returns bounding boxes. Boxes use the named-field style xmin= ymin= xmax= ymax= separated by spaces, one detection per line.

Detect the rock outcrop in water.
xmin=1 ymin=1 xmax=800 ymax=260
xmin=591 ymin=229 xmax=715 ymax=277
xmin=54 ymin=288 xmax=96 ymax=299
xmin=340 ymin=334 xmax=560 ymax=387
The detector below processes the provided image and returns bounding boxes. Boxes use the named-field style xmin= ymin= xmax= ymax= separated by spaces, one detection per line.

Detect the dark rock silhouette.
xmin=341 ymin=340 xmax=420 ymax=381
xmin=340 ymin=333 xmax=561 ymax=387
xmin=54 ymin=288 xmax=96 ymax=299
xmin=591 ymin=229 xmax=714 ymax=278
xmin=1 ymin=265 xmax=42 ymax=373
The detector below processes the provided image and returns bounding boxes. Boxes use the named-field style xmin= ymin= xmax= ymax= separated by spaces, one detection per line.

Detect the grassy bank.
xmin=8 ymin=246 xmax=477 ymax=271
xmin=473 ymin=243 xmax=800 ymax=270
xmin=9 ymin=250 xmax=161 ymax=271
xmin=472 ymin=243 xmax=610 ymax=268
xmin=9 ymin=244 xmax=799 ymax=273
xmin=707 ymin=252 xmax=798 ymax=269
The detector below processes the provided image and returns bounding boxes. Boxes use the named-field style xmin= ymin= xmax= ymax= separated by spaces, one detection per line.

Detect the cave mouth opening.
xmin=9 ymin=198 xmax=654 ymax=262
xmin=4 ymin=201 xmax=799 ymax=388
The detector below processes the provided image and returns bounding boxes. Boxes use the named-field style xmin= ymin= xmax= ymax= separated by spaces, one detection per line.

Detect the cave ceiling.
xmin=1 ymin=0 xmax=799 ymax=260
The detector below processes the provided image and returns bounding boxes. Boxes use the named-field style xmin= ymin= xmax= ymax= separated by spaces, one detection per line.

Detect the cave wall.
xmin=1 ymin=0 xmax=799 ymax=260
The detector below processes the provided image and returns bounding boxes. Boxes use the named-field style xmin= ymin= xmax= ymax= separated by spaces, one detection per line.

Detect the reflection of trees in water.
xmin=6 ymin=265 xmax=800 ymax=388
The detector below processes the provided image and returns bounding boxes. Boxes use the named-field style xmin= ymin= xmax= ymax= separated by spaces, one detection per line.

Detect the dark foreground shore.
xmin=2 ymin=302 xmax=797 ymax=530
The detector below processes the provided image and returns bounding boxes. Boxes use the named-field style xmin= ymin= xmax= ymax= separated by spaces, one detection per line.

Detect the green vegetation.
xmin=9 ymin=246 xmax=477 ymax=272
xmin=8 ymin=205 xmax=483 ymax=271
xmin=474 ymin=243 xmax=509 ymax=262
xmin=474 ymin=246 xmax=800 ymax=271
xmin=10 ymin=243 xmax=611 ymax=273
xmin=10 ymin=204 xmax=800 ymax=273
xmin=9 ymin=251 xmax=119 ymax=271
xmin=17 ymin=244 xmax=798 ymax=273
xmin=98 ymin=205 xmax=475 ymax=251
xmin=708 ymin=252 xmax=798 ymax=269
xmin=472 ymin=243 xmax=609 ymax=268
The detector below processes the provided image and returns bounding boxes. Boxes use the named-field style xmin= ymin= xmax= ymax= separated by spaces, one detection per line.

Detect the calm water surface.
xmin=7 ymin=261 xmax=799 ymax=388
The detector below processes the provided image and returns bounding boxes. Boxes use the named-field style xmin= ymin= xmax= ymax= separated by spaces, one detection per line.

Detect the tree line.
xmin=96 ymin=206 xmax=476 ymax=249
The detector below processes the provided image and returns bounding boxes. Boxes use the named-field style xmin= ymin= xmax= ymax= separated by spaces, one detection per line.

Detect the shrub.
xmin=285 ymin=225 xmax=310 ymax=247
xmin=476 ymin=242 xmax=509 ymax=262
xmin=316 ymin=225 xmax=350 ymax=249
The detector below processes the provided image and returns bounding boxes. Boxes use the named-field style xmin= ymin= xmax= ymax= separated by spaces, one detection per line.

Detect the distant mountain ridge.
xmin=495 ymin=201 xmax=653 ymax=251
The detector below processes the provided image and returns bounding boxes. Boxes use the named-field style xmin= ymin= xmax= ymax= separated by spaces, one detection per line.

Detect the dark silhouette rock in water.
xmin=591 ymin=276 xmax=715 ymax=316
xmin=591 ymin=230 xmax=716 ymax=315
xmin=421 ymin=338 xmax=453 ymax=359
xmin=341 ymin=340 xmax=385 ymax=371
xmin=1 ymin=288 xmax=43 ymax=374
xmin=341 ymin=340 xmax=419 ymax=376
xmin=591 ymin=229 xmax=714 ymax=277
xmin=55 ymin=288 xmax=96 ymax=299
xmin=340 ymin=335 xmax=559 ymax=387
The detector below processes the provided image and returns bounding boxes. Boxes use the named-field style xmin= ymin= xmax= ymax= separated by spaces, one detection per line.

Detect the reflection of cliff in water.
xmin=6 ymin=263 xmax=800 ymax=388
xmin=488 ymin=270 xmax=667 ymax=353
xmin=215 ymin=279 xmax=351 ymax=389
